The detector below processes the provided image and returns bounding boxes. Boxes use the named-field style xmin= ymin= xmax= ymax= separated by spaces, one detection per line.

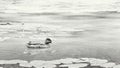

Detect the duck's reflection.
xmin=24 ymin=48 xmax=56 ymax=55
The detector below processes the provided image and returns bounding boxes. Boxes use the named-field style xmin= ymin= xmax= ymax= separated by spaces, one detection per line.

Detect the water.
xmin=0 ymin=0 xmax=120 ymax=63
xmin=0 ymin=0 xmax=119 ymax=13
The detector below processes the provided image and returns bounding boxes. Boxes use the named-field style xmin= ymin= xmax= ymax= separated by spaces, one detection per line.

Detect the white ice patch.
xmin=45 ymin=60 xmax=61 ymax=65
xmin=59 ymin=63 xmax=88 ymax=68
xmin=0 ymin=60 xmax=8 ymax=64
xmin=30 ymin=60 xmax=45 ymax=68
xmin=100 ymin=62 xmax=116 ymax=68
xmin=113 ymin=65 xmax=120 ymax=68
xmin=57 ymin=58 xmax=74 ymax=64
xmin=89 ymin=58 xmax=108 ymax=66
xmin=19 ymin=62 xmax=32 ymax=67
xmin=39 ymin=64 xmax=56 ymax=68
xmin=0 ymin=60 xmax=19 ymax=64
xmin=0 ymin=58 xmax=118 ymax=68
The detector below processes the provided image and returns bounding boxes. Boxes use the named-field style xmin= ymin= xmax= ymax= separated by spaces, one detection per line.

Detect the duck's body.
xmin=26 ymin=44 xmax=50 ymax=48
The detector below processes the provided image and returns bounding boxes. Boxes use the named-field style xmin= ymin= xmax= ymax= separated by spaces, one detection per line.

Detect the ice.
xmin=46 ymin=60 xmax=61 ymax=65
xmin=30 ymin=58 xmax=89 ymax=68
xmin=0 ymin=60 xmax=8 ymax=64
xmin=81 ymin=58 xmax=108 ymax=63
xmin=100 ymin=62 xmax=116 ymax=68
xmin=19 ymin=62 xmax=32 ymax=67
xmin=39 ymin=64 xmax=56 ymax=68
xmin=0 ymin=60 xmax=18 ymax=64
xmin=30 ymin=60 xmax=45 ymax=68
xmin=89 ymin=58 xmax=108 ymax=66
xmin=113 ymin=65 xmax=120 ymax=68
xmin=0 ymin=58 xmax=118 ymax=68
xmin=54 ymin=58 xmax=83 ymax=64
xmin=80 ymin=58 xmax=109 ymax=66
xmin=30 ymin=60 xmax=58 ymax=68
xmin=80 ymin=58 xmax=90 ymax=62
xmin=4 ymin=61 xmax=18 ymax=64
xmin=59 ymin=63 xmax=88 ymax=68
xmin=57 ymin=59 xmax=73 ymax=64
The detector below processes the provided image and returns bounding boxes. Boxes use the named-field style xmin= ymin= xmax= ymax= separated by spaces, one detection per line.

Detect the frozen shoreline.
xmin=0 ymin=58 xmax=119 ymax=68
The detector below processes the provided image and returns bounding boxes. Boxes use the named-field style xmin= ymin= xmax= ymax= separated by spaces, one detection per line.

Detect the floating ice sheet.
xmin=113 ymin=65 xmax=120 ymax=68
xmin=59 ymin=63 xmax=88 ymax=68
xmin=100 ymin=62 xmax=116 ymax=68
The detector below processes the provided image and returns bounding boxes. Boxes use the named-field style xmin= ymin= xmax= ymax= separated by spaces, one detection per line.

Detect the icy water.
xmin=0 ymin=0 xmax=120 ymax=63
xmin=0 ymin=12 xmax=120 ymax=63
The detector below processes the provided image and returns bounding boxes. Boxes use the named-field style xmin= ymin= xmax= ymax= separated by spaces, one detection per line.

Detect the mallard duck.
xmin=26 ymin=38 xmax=52 ymax=48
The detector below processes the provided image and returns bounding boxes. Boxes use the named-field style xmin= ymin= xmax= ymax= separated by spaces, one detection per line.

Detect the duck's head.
xmin=45 ymin=38 xmax=52 ymax=45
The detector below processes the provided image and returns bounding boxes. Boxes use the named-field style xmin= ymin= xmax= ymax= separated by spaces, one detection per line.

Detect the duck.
xmin=26 ymin=38 xmax=52 ymax=48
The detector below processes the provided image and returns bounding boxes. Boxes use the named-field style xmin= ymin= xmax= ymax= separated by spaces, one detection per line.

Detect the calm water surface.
xmin=0 ymin=12 xmax=120 ymax=63
xmin=0 ymin=0 xmax=120 ymax=63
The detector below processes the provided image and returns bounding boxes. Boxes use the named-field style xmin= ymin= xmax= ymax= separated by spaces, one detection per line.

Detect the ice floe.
xmin=100 ymin=62 xmax=116 ymax=68
xmin=88 ymin=58 xmax=108 ymax=66
xmin=19 ymin=62 xmax=33 ymax=67
xmin=43 ymin=61 xmax=60 ymax=65
xmin=0 ymin=58 xmax=119 ymax=68
xmin=81 ymin=58 xmax=108 ymax=64
xmin=57 ymin=59 xmax=73 ymax=64
xmin=0 ymin=60 xmax=18 ymax=64
xmin=80 ymin=58 xmax=90 ymax=62
xmin=30 ymin=60 xmax=46 ymax=68
xmin=58 ymin=58 xmax=80 ymax=64
xmin=59 ymin=63 xmax=88 ymax=68
xmin=113 ymin=65 xmax=120 ymax=68
xmin=0 ymin=60 xmax=8 ymax=64
xmin=38 ymin=64 xmax=56 ymax=68
xmin=0 ymin=60 xmax=20 ymax=65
